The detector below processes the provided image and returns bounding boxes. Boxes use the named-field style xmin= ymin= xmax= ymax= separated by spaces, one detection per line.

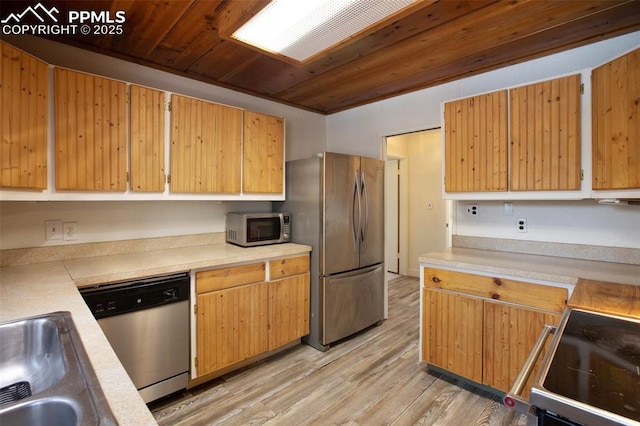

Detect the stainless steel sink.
xmin=0 ymin=312 xmax=117 ymax=425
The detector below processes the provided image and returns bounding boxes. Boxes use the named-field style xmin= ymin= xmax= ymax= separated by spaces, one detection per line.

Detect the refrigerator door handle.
xmin=360 ymin=171 xmax=369 ymax=245
xmin=351 ymin=173 xmax=360 ymax=252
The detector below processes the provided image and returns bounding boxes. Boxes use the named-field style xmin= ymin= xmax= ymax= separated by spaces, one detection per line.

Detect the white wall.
xmin=327 ymin=32 xmax=640 ymax=250
xmin=454 ymin=200 xmax=640 ymax=249
xmin=0 ymin=201 xmax=268 ymax=249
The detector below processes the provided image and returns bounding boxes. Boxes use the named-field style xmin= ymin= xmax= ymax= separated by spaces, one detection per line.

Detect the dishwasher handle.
xmin=503 ymin=324 xmax=556 ymax=415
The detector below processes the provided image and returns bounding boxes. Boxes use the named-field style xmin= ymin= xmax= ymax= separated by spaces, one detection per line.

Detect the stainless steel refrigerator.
xmin=275 ymin=152 xmax=384 ymax=351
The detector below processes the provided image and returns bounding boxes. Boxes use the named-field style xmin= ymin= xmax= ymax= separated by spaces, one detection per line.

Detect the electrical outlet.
xmin=45 ymin=220 xmax=63 ymax=240
xmin=465 ymin=204 xmax=479 ymax=216
xmin=63 ymin=222 xmax=78 ymax=241
xmin=517 ymin=218 xmax=528 ymax=233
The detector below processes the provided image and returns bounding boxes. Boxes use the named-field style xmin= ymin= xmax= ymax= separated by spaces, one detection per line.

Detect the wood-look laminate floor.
xmin=150 ymin=275 xmax=529 ymax=426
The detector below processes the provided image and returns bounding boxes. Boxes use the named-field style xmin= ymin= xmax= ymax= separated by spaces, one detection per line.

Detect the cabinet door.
xmin=243 ymin=110 xmax=284 ymax=194
xmin=1 ymin=42 xmax=48 ymax=189
xmin=170 ymin=94 xmax=242 ymax=193
xmin=55 ymin=68 xmax=127 ymax=191
xmin=483 ymin=301 xmax=561 ymax=396
xmin=444 ymin=90 xmax=508 ymax=192
xmin=421 ymin=288 xmax=483 ymax=383
xmin=268 ymin=273 xmax=310 ymax=350
xmin=130 ymin=85 xmax=165 ymax=192
xmin=592 ymin=48 xmax=640 ymax=190
xmin=510 ymin=75 xmax=581 ymax=191
xmin=196 ymin=282 xmax=268 ymax=376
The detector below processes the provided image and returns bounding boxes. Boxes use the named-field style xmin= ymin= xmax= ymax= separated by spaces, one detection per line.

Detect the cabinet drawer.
xmin=424 ymin=268 xmax=567 ymax=313
xmin=269 ymin=255 xmax=309 ymax=280
xmin=196 ymin=262 xmax=265 ymax=294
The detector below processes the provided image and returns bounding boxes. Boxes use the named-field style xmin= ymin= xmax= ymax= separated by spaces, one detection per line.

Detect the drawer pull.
xmin=432 ymin=276 xmax=441 ymax=284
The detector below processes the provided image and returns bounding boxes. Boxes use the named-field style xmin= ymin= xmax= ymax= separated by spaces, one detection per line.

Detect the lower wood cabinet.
xmin=483 ymin=301 xmax=561 ymax=396
xmin=194 ymin=255 xmax=310 ymax=380
xmin=422 ymin=288 xmax=483 ymax=383
xmin=196 ymin=280 xmax=268 ymax=375
xmin=421 ymin=267 xmax=566 ymax=396
xmin=268 ymin=273 xmax=310 ymax=350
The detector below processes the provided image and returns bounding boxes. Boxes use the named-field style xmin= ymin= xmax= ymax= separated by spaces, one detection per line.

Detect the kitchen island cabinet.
xmin=0 ymin=41 xmax=48 ymax=190
xmin=421 ymin=267 xmax=567 ymax=396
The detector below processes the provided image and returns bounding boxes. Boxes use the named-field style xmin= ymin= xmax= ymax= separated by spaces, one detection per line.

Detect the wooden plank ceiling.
xmin=6 ymin=0 xmax=640 ymax=114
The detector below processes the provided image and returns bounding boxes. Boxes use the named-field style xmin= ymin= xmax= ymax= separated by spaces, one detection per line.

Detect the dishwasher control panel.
xmin=80 ymin=273 xmax=189 ymax=319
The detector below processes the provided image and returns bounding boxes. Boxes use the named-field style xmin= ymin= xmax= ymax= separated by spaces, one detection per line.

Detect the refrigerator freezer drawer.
xmin=322 ymin=264 xmax=384 ymax=345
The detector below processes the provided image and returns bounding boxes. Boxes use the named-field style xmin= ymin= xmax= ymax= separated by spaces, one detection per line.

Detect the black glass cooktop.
xmin=543 ymin=310 xmax=640 ymax=422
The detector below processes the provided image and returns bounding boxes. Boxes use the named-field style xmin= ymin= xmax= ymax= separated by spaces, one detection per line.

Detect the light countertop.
xmin=419 ymin=247 xmax=640 ymax=287
xmin=65 ymin=242 xmax=312 ymax=287
xmin=0 ymin=241 xmax=311 ymax=425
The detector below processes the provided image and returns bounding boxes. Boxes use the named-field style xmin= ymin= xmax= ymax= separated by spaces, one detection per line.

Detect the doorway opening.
xmin=385 ymin=128 xmax=448 ymax=278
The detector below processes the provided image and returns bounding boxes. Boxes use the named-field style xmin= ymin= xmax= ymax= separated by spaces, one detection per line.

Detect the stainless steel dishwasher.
xmin=80 ymin=273 xmax=190 ymax=403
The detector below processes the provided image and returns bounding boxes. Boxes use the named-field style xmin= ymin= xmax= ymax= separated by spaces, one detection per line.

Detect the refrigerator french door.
xmin=277 ymin=152 xmax=385 ymax=351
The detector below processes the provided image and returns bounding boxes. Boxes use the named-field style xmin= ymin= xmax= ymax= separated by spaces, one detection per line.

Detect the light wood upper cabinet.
xmin=55 ymin=68 xmax=127 ymax=191
xmin=130 ymin=85 xmax=165 ymax=192
xmin=444 ymin=90 xmax=508 ymax=192
xmin=170 ymin=94 xmax=242 ymax=193
xmin=243 ymin=110 xmax=284 ymax=194
xmin=510 ymin=74 xmax=581 ymax=191
xmin=592 ymin=48 xmax=640 ymax=190
xmin=443 ymin=75 xmax=583 ymax=197
xmin=0 ymin=41 xmax=48 ymax=189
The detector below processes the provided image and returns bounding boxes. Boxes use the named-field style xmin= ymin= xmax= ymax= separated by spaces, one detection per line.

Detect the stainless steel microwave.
xmin=225 ymin=212 xmax=291 ymax=247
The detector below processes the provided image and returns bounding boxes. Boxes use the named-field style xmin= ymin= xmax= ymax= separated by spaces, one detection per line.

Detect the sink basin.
xmin=0 ymin=398 xmax=78 ymax=426
xmin=0 ymin=316 xmax=67 ymax=395
xmin=0 ymin=312 xmax=116 ymax=425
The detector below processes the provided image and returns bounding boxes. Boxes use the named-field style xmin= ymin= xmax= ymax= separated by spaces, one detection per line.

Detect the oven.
xmin=504 ymin=308 xmax=640 ymax=425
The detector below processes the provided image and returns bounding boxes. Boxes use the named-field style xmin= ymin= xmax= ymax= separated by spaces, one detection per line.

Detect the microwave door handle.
xmin=503 ymin=324 xmax=557 ymax=415
xmin=280 ymin=214 xmax=285 ymax=241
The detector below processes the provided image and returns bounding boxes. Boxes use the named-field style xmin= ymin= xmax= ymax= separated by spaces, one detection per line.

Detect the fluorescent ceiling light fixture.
xmin=232 ymin=0 xmax=419 ymax=62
